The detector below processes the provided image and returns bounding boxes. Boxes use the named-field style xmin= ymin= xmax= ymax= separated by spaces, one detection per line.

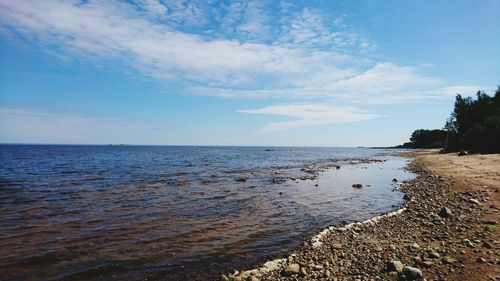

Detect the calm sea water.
xmin=0 ymin=145 xmax=414 ymax=280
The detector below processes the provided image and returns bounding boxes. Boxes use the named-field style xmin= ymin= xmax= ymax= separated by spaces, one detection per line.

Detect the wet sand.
xmin=226 ymin=150 xmax=499 ymax=281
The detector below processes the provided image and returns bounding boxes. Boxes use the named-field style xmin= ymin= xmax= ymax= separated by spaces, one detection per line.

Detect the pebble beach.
xmin=226 ymin=151 xmax=499 ymax=281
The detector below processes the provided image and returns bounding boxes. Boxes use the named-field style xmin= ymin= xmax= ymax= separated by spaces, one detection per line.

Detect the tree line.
xmin=398 ymin=86 xmax=500 ymax=153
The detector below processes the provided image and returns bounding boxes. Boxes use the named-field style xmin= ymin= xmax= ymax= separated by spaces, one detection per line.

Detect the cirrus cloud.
xmin=239 ymin=103 xmax=379 ymax=132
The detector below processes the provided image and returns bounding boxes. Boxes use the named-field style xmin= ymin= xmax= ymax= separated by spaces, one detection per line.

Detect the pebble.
xmin=477 ymin=257 xmax=486 ymax=263
xmin=413 ymin=256 xmax=422 ymax=265
xmin=285 ymin=264 xmax=300 ymax=275
xmin=386 ymin=260 xmax=404 ymax=273
xmin=423 ymin=261 xmax=434 ymax=268
xmin=469 ymin=198 xmax=481 ymax=205
xmin=442 ymin=256 xmax=456 ymax=264
xmin=438 ymin=207 xmax=452 ymax=218
xmin=332 ymin=243 xmax=342 ymax=250
xmin=429 ymin=251 xmax=440 ymax=258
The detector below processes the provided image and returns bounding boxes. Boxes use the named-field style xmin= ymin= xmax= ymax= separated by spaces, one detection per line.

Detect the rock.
xmin=414 ymin=256 xmax=422 ymax=265
xmin=387 ymin=260 xmax=404 ymax=273
xmin=352 ymin=184 xmax=363 ymax=188
xmin=477 ymin=257 xmax=486 ymax=263
xmin=429 ymin=251 xmax=440 ymax=259
xmin=438 ymin=207 xmax=452 ymax=218
xmin=458 ymin=151 xmax=469 ymax=156
xmin=313 ymin=264 xmax=324 ymax=270
xmin=332 ymin=243 xmax=342 ymax=250
xmin=221 ymin=274 xmax=230 ymax=281
xmin=272 ymin=178 xmax=286 ymax=184
xmin=482 ymin=242 xmax=493 ymax=249
xmin=247 ymin=276 xmax=259 ymax=281
xmin=393 ymin=178 xmax=398 ymax=182
xmin=285 ymin=263 xmax=300 ymax=275
xmin=469 ymin=198 xmax=481 ymax=205
xmin=422 ymin=261 xmax=434 ymax=268
xmin=235 ymin=178 xmax=247 ymax=182
xmin=402 ymin=266 xmax=423 ymax=280
xmin=324 ymin=270 xmax=331 ymax=277
xmin=463 ymin=239 xmax=475 ymax=248
xmin=411 ymin=242 xmax=420 ymax=250
xmin=232 ymin=276 xmax=243 ymax=281
xmin=300 ymin=267 xmax=307 ymax=276
xmin=442 ymin=256 xmax=456 ymax=264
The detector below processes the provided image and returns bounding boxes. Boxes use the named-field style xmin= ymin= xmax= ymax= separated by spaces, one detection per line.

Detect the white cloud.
xmin=135 ymin=0 xmax=167 ymax=18
xmin=193 ymin=63 xmax=482 ymax=105
xmin=0 ymin=0 xmax=375 ymax=88
xmin=0 ymin=0 xmax=484 ymax=129
xmin=234 ymin=0 xmax=273 ymax=41
xmin=239 ymin=103 xmax=379 ymax=131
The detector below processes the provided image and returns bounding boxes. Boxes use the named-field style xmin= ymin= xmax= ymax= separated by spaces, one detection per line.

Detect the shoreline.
xmin=224 ymin=150 xmax=499 ymax=281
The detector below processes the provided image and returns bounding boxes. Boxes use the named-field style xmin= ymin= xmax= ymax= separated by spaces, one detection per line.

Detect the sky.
xmin=0 ymin=0 xmax=499 ymax=146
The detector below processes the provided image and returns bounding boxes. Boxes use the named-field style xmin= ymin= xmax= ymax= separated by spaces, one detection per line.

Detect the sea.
xmin=0 ymin=145 xmax=415 ymax=280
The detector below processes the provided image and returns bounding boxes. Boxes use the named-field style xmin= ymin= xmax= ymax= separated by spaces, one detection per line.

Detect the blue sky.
xmin=0 ymin=0 xmax=499 ymax=146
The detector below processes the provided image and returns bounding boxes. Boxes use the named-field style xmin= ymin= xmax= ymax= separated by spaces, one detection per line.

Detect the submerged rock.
xmin=352 ymin=183 xmax=363 ymax=188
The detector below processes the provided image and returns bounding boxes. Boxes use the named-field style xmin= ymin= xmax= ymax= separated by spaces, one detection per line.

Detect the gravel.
xmin=226 ymin=160 xmax=493 ymax=281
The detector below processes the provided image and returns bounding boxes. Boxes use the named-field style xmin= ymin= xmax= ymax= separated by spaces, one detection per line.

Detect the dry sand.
xmin=409 ymin=149 xmax=499 ymax=220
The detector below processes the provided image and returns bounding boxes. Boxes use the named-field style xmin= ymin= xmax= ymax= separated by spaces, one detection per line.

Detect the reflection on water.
xmin=0 ymin=145 xmax=414 ymax=280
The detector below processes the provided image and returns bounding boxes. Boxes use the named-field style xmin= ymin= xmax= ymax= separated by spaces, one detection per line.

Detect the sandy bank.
xmin=408 ymin=149 xmax=499 ymax=210
xmin=224 ymin=150 xmax=499 ymax=281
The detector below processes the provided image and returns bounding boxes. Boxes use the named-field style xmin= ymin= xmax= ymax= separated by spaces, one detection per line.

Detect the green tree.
xmin=445 ymin=86 xmax=500 ymax=152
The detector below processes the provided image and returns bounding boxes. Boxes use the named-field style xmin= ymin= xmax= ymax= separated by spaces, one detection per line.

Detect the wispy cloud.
xmin=194 ymin=63 xmax=483 ymax=104
xmin=239 ymin=103 xmax=379 ymax=132
xmin=0 ymin=0 xmax=485 ymax=132
xmin=0 ymin=0 xmax=425 ymax=94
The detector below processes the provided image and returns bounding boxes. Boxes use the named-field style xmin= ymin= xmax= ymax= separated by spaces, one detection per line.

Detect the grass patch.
xmin=483 ymin=223 xmax=500 ymax=232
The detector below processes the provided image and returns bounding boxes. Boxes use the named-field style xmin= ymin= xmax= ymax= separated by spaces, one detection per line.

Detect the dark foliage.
xmin=444 ymin=87 xmax=500 ymax=152
xmin=409 ymin=129 xmax=447 ymax=148
xmin=400 ymin=86 xmax=500 ymax=153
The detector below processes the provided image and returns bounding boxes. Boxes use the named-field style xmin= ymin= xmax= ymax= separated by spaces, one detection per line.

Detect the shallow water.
xmin=0 ymin=145 xmax=414 ymax=280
